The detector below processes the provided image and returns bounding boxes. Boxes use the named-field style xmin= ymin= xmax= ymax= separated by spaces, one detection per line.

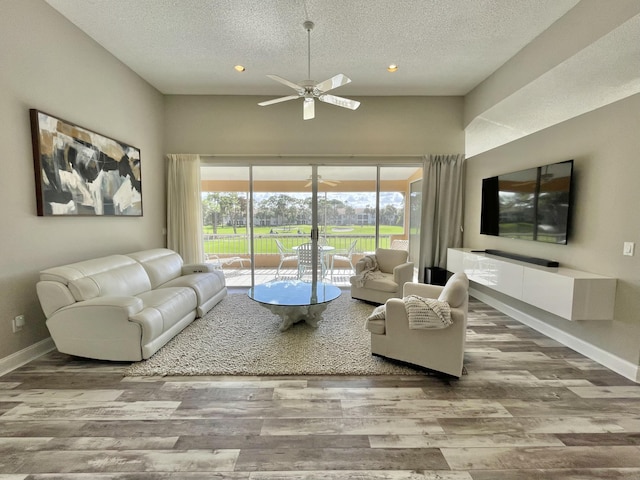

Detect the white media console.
xmin=447 ymin=248 xmax=616 ymax=321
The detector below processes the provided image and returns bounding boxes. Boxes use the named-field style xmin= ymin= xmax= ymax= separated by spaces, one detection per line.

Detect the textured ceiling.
xmin=44 ymin=0 xmax=580 ymax=96
xmin=43 ymin=0 xmax=640 ymax=156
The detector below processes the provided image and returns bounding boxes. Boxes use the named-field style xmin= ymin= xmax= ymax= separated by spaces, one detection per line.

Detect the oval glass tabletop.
xmin=248 ymin=280 xmax=341 ymax=307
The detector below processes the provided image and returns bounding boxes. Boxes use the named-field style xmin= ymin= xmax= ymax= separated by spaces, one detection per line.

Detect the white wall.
xmin=164 ymin=95 xmax=464 ymax=155
xmin=0 ymin=1 xmax=165 ymax=360
xmin=464 ymin=93 xmax=640 ymax=366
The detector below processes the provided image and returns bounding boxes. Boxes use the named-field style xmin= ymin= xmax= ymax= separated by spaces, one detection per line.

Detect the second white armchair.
xmin=350 ymin=247 xmax=414 ymax=304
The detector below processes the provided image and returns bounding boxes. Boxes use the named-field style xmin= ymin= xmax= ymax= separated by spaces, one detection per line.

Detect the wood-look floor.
xmin=1 ymin=295 xmax=640 ymax=479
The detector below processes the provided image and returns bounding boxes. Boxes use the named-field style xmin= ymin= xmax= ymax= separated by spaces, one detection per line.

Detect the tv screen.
xmin=481 ymin=160 xmax=574 ymax=244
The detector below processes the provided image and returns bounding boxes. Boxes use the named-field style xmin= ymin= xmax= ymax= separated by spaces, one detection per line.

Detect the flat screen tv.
xmin=481 ymin=160 xmax=574 ymax=244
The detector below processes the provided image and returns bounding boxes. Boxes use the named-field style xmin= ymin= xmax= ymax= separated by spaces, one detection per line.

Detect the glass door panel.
xmin=200 ymin=165 xmax=251 ymax=285
xmin=252 ymin=165 xmax=314 ymax=285
xmin=318 ymin=166 xmax=377 ymax=282
xmin=380 ymin=166 xmax=422 ymax=282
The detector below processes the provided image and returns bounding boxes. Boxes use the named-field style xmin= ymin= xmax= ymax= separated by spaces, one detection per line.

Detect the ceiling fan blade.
xmin=319 ymin=94 xmax=360 ymax=110
xmin=258 ymin=95 xmax=299 ymax=106
xmin=267 ymin=74 xmax=305 ymax=93
xmin=305 ymin=175 xmax=340 ymax=187
xmin=303 ymin=98 xmax=315 ymax=120
xmin=315 ymin=74 xmax=351 ymax=93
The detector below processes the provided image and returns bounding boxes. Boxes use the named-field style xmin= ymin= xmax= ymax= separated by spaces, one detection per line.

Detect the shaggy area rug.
xmin=125 ymin=292 xmax=423 ymax=376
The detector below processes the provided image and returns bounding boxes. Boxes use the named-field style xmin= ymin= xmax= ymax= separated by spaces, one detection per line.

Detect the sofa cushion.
xmin=127 ymin=248 xmax=183 ymax=289
xmin=375 ymin=248 xmax=409 ymax=273
xmin=159 ymin=270 xmax=225 ymax=312
xmin=438 ymin=272 xmax=469 ymax=308
xmin=135 ymin=287 xmax=197 ymax=332
xmin=351 ymin=273 xmax=399 ymax=293
xmin=366 ymin=317 xmax=386 ymax=335
xmin=40 ymin=255 xmax=135 ymax=284
xmin=68 ymin=262 xmax=151 ymax=301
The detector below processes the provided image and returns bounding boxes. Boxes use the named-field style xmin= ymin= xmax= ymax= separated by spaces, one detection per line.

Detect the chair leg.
xmin=277 ymin=260 xmax=284 ymax=278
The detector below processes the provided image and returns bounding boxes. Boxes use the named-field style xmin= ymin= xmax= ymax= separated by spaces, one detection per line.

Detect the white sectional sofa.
xmin=36 ymin=248 xmax=227 ymax=361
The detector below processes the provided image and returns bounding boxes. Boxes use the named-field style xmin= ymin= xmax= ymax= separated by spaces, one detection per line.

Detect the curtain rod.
xmin=199 ymin=154 xmax=425 ymax=158
xmin=198 ymin=154 xmax=426 ymax=166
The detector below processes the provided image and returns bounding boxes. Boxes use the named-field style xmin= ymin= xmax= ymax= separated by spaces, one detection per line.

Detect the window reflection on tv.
xmin=481 ymin=160 xmax=574 ymax=244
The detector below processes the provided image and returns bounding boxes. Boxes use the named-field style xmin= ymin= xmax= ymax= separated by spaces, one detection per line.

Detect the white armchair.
xmin=350 ymin=247 xmax=414 ymax=304
xmin=366 ymin=273 xmax=469 ymax=377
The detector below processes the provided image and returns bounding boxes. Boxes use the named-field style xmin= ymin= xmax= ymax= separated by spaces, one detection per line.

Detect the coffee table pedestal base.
xmin=261 ymin=303 xmax=330 ymax=331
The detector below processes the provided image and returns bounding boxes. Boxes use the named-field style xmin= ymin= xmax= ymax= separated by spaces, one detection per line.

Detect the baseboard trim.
xmin=0 ymin=338 xmax=55 ymax=377
xmin=471 ymin=288 xmax=640 ymax=383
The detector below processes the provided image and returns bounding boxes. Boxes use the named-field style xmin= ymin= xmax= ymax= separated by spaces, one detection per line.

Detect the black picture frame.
xmin=30 ymin=109 xmax=142 ymax=216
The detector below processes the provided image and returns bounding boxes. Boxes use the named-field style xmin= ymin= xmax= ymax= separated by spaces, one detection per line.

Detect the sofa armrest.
xmin=384 ymin=297 xmax=467 ymax=333
xmin=385 ymin=297 xmax=407 ymax=321
xmin=393 ymin=262 xmax=415 ymax=286
xmin=46 ymin=296 xmax=146 ymax=361
xmin=182 ymin=263 xmax=216 ymax=274
xmin=403 ymin=282 xmax=444 ymax=299
xmin=36 ymin=280 xmax=77 ymax=319
xmin=57 ymin=295 xmax=144 ymax=317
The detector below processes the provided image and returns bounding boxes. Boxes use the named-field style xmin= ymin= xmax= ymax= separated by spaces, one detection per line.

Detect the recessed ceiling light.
xmin=387 ymin=64 xmax=399 ymax=73
xmin=234 ymin=65 xmax=246 ymax=72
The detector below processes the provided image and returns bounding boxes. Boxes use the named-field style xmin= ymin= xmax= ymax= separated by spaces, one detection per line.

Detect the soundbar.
xmin=484 ymin=249 xmax=559 ymax=268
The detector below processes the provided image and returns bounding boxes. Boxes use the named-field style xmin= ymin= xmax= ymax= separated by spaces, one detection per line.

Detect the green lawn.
xmin=203 ymin=224 xmax=404 ymax=254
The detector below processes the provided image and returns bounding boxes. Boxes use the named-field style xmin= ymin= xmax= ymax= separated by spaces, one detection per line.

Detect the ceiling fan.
xmin=258 ymin=20 xmax=360 ymax=120
xmin=304 ymin=175 xmax=340 ymax=188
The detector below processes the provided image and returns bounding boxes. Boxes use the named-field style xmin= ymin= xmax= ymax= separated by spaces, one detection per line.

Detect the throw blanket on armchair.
xmin=352 ymin=255 xmax=385 ymax=287
xmin=403 ymin=295 xmax=452 ymax=329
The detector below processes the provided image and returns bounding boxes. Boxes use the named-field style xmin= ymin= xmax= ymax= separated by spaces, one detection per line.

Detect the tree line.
xmin=202 ymin=192 xmax=404 ymax=233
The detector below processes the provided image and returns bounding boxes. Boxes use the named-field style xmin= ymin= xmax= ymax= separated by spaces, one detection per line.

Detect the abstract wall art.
xmin=30 ymin=109 xmax=142 ymax=216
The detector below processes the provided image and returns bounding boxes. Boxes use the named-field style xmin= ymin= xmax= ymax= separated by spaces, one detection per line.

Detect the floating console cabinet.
xmin=447 ymin=248 xmax=616 ymax=321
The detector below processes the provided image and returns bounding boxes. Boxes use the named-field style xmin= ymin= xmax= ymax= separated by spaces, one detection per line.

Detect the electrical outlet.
xmin=623 ymin=242 xmax=635 ymax=256
xmin=12 ymin=314 xmax=25 ymax=333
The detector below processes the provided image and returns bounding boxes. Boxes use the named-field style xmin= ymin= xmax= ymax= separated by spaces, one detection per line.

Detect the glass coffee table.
xmin=248 ymin=280 xmax=342 ymax=331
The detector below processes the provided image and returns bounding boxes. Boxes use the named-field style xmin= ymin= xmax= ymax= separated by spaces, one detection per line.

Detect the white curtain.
xmin=419 ymin=154 xmax=465 ymax=275
xmin=166 ymin=154 xmax=204 ymax=264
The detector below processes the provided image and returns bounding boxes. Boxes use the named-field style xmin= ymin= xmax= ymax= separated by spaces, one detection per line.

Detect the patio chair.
xmin=330 ymin=239 xmax=357 ymax=280
xmin=296 ymin=242 xmax=327 ymax=280
xmin=206 ymin=254 xmax=250 ymax=270
xmin=275 ymin=239 xmax=298 ymax=278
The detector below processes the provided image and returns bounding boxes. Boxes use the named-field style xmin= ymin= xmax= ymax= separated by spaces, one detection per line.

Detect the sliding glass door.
xmin=252 ymin=165 xmax=322 ymax=285
xmin=200 ymin=161 xmax=422 ymax=287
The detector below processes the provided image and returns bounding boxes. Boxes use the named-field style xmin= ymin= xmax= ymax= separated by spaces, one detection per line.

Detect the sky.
xmin=252 ymin=191 xmax=405 ymax=209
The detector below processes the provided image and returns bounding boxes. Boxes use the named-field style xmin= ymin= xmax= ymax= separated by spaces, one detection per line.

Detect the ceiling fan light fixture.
xmin=387 ymin=64 xmax=399 ymax=73
xmin=234 ymin=65 xmax=246 ymax=72
xmin=258 ymin=19 xmax=360 ymax=120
